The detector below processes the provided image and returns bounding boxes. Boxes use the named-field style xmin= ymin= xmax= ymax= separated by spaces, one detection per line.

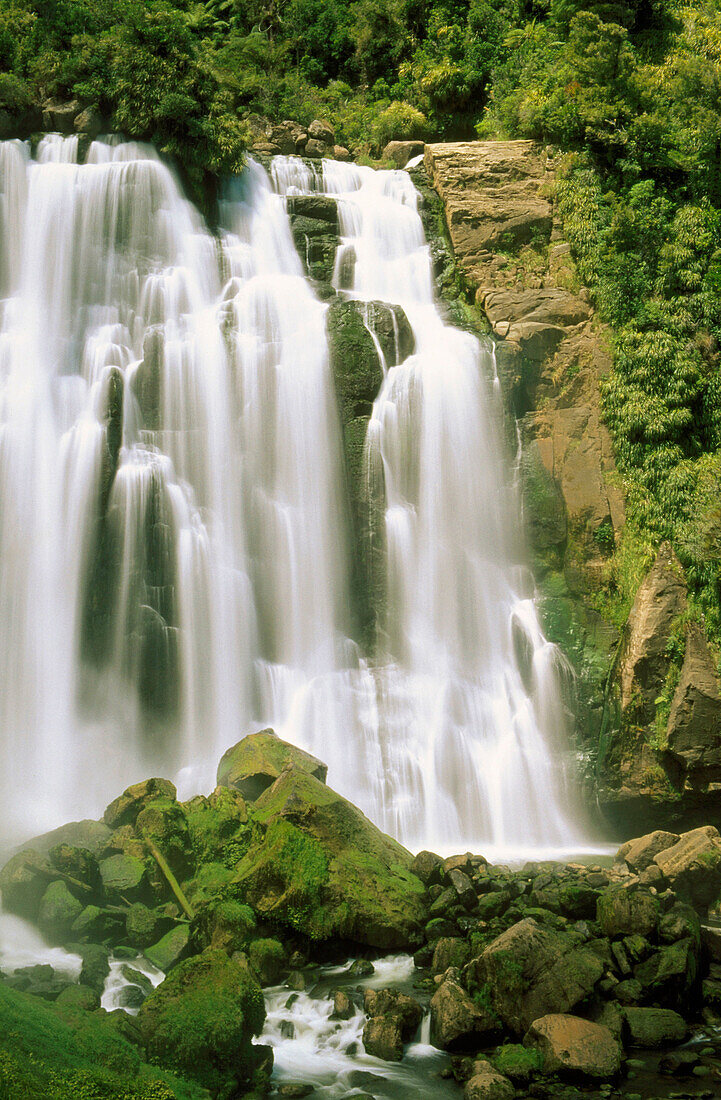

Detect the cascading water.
xmin=0 ymin=135 xmax=589 ymax=857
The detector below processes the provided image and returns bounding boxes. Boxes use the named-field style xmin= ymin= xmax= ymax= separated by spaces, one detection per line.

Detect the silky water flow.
xmin=0 ymin=137 xmax=592 ymax=859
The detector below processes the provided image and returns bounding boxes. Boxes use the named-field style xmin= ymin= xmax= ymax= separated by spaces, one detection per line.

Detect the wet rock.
xmin=144 ymin=923 xmax=190 ymax=972
xmin=278 ymin=1085 xmax=313 ymax=1099
xmin=430 ymin=975 xmax=499 ymax=1050
xmin=117 ymin=983 xmax=147 ymax=1009
xmin=285 ymin=970 xmax=306 ymax=991
xmin=616 ymin=830 xmax=680 ymax=872
xmin=37 ymin=880 xmax=84 ymax=943
xmin=659 ymin=1050 xmax=700 ymax=1075
xmin=363 ymin=988 xmax=423 ymax=1040
xmin=654 ymin=826 xmax=721 ymax=908
xmin=524 ymin=1014 xmax=622 ymax=1077
xmin=633 ymin=937 xmax=697 ymax=1002
xmin=596 ymin=885 xmax=659 ymax=939
xmin=382 ymin=139 xmax=425 ymax=167
xmin=74 ymin=106 xmax=103 ymax=138
xmin=623 ymin=1006 xmax=688 ymax=1047
xmin=476 ymin=890 xmax=512 ymax=922
xmin=104 ymin=778 xmax=177 ymax=829
xmin=659 ymin=902 xmax=701 ymax=945
xmin=47 ymin=844 xmax=101 ymax=895
xmin=135 ymin=798 xmax=193 ymax=882
xmin=468 ymin=917 xmax=603 ymax=1035
xmin=71 ymin=904 xmax=122 ymax=943
xmin=347 ymin=958 xmax=375 ymax=978
xmin=702 ymin=925 xmax=721 ymax=961
xmin=216 ymin=729 xmax=327 ymax=801
xmin=362 ymin=1014 xmax=404 ymax=1060
xmin=305 ymin=137 xmax=329 ymax=158
xmin=75 ymin=943 xmax=111 ymax=995
xmin=42 ymin=99 xmax=79 ymax=133
xmin=332 ymin=989 xmax=355 ymax=1020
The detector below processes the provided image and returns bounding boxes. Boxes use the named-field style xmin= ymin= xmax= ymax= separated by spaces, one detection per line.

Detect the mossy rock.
xmin=48 ymin=844 xmax=101 ymax=895
xmin=17 ymin=819 xmax=113 ymax=859
xmin=192 ymin=898 xmax=256 ymax=954
xmin=71 ymin=904 xmax=124 ymax=945
xmin=248 ymin=937 xmax=287 ymax=986
xmin=99 ymin=854 xmax=149 ymax=903
xmin=37 ymin=881 xmax=84 ymax=944
xmin=0 ymin=849 xmax=53 ymax=921
xmin=136 ymin=799 xmax=193 ymax=882
xmin=596 ymin=885 xmax=659 ymax=939
xmin=144 ymin=924 xmax=190 ymax=972
xmin=126 ymin=903 xmax=160 ymax=949
xmin=104 ymin=778 xmax=177 ymax=830
xmin=185 ymin=788 xmax=252 ymax=870
xmin=235 ymin=764 xmax=427 ymax=948
xmin=492 ymin=1043 xmax=544 ymax=1081
xmin=217 ymin=729 xmax=327 ymax=801
xmin=138 ymin=947 xmax=267 ymax=1096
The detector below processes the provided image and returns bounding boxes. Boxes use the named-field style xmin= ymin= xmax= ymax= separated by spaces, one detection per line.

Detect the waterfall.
xmin=0 ymin=137 xmax=586 ymax=857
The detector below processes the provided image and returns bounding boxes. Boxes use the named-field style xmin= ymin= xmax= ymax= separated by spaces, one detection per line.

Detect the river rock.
xmin=616 ymin=830 xmax=680 ymax=872
xmin=411 ymin=850 xmax=445 ymax=886
xmin=99 ymin=853 xmax=148 ymax=903
xmin=432 ymin=937 xmax=472 ymax=975
xmin=633 ymin=937 xmax=697 ymax=1002
xmin=104 ymin=778 xmax=177 ymax=829
xmin=464 ymin=1063 xmax=515 ymax=1100
xmin=0 ymin=849 xmax=53 ymax=920
xmin=523 ymin=1014 xmax=621 ymax=1077
xmin=248 ymin=938 xmax=286 ymax=986
xmin=234 ymin=764 xmax=426 ymax=948
xmin=364 ymin=988 xmax=423 ymax=1040
xmin=653 ymin=825 xmax=721 ymax=907
xmin=596 ymin=885 xmax=659 ymax=938
xmin=623 ymin=1006 xmax=688 ymax=1047
xmin=144 ymin=923 xmax=190 ymax=972
xmin=126 ymin=902 xmax=159 ymax=948
xmin=42 ymin=99 xmax=79 ymax=132
xmin=135 ymin=798 xmax=193 ymax=881
xmin=18 ymin=819 xmax=112 ymax=858
xmin=362 ymin=1015 xmax=404 ymax=1060
xmin=332 ymin=989 xmax=355 ymax=1019
xmin=468 ymin=918 xmax=604 ymax=1035
xmin=217 ymin=729 xmax=327 ymax=801
xmin=430 ymin=975 xmax=499 ymax=1050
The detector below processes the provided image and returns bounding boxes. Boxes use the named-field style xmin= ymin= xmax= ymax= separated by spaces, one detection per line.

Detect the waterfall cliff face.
xmin=0 ymin=136 xmax=583 ymax=856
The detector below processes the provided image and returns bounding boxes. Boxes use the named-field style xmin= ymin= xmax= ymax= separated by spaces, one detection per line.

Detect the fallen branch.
xmin=142 ymin=836 xmax=195 ymax=921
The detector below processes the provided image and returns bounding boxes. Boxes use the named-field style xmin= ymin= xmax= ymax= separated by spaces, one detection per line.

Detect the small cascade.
xmin=0 ymin=136 xmax=589 ymax=857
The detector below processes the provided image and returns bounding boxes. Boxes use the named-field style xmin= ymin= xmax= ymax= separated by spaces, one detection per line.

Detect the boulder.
xmin=411 ymin=850 xmax=444 ymax=886
xmin=615 ymin=830 xmax=679 ymax=872
xmin=217 ymin=729 xmax=327 ymax=801
xmin=98 ymin=854 xmax=148 ymax=903
xmin=16 ymin=819 xmax=112 ymax=858
xmin=104 ymin=778 xmax=177 ymax=829
xmin=234 ymin=765 xmax=426 ymax=948
xmin=308 ymin=119 xmax=334 ymax=144
xmin=432 ymin=937 xmax=472 ymax=975
xmin=382 ymin=140 xmax=425 ymax=167
xmin=304 ymin=138 xmax=329 ymax=158
xmin=271 ymin=120 xmax=307 ymax=154
xmin=623 ymin=1006 xmax=688 ymax=1047
xmin=666 ymin=625 xmax=721 ymax=782
xmin=48 ymin=844 xmax=101 ymax=893
xmin=430 ymin=976 xmax=499 ymax=1050
xmin=653 ymin=825 xmax=721 ymax=907
xmin=37 ymin=881 xmax=83 ymax=943
xmin=596 ymin=885 xmax=659 ymax=938
xmin=505 ymin=321 xmax=565 ymax=361
xmin=468 ymin=918 xmax=603 ymax=1035
xmin=362 ymin=1015 xmax=403 ymax=1061
xmin=74 ymin=106 xmax=103 ymax=137
xmin=144 ymin=924 xmax=190 ymax=972
xmin=464 ymin=1065 xmax=515 ymax=1100
xmin=633 ymin=937 xmax=697 ymax=1002
xmin=364 ymin=988 xmax=423 ymax=1041
xmin=333 ymin=145 xmax=351 ymax=161
xmin=0 ymin=850 xmax=53 ymax=920
xmin=138 ymin=948 xmax=266 ymax=1095
xmin=125 ymin=903 xmax=159 ymax=949
xmin=42 ymin=99 xmax=79 ymax=133
xmin=286 ymin=195 xmax=338 ymax=227
xmin=135 ymin=799 xmax=193 ymax=881
xmin=483 ymin=288 xmax=592 ymax=329
xmin=524 ymin=1014 xmax=621 ymax=1077
xmin=448 ymin=868 xmax=477 ymax=909
xmin=248 ymin=938 xmax=286 ymax=986
xmin=332 ymin=989 xmax=355 ymax=1020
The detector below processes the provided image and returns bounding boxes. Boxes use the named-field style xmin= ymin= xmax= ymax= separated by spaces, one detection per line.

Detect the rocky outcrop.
xmin=424 ymin=139 xmax=624 ymax=761
xmin=216 ymin=728 xmax=327 ymax=800
xmin=666 ymin=625 xmax=721 ymax=781
xmin=246 ymin=115 xmax=349 ymax=161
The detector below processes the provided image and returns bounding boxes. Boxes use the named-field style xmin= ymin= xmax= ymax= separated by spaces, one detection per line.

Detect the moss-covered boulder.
xmin=287 ymin=195 xmax=339 ymax=282
xmin=144 ymin=924 xmax=190 ymax=972
xmin=138 ymin=947 xmax=267 ymax=1096
xmin=104 ymin=777 xmax=177 ymax=829
xmin=0 ymin=849 xmax=53 ymax=921
xmin=234 ymin=764 xmax=427 ymax=948
xmin=135 ymin=798 xmax=193 ymax=882
xmin=126 ymin=903 xmax=160 ymax=949
xmin=596 ymin=885 xmax=660 ymax=939
xmin=37 ymin=881 xmax=84 ymax=944
xmin=248 ymin=937 xmax=287 ymax=986
xmin=193 ymin=898 xmax=256 ymax=954
xmin=217 ymin=729 xmax=327 ymax=801
xmin=98 ymin=853 xmax=149 ymax=903
xmin=185 ymin=786 xmax=250 ymax=868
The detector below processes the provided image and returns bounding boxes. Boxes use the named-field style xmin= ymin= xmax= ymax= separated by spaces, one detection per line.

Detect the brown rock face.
xmin=615 ymin=830 xmax=680 ymax=872
xmin=383 ymin=140 xmax=425 ymax=167
xmin=468 ymin=918 xmax=603 ymax=1035
xmin=667 ymin=625 xmax=721 ymax=782
xmin=619 ymin=543 xmax=687 ymax=718
xmin=424 ymin=141 xmax=552 ymax=284
xmin=524 ymin=1014 xmax=621 ymax=1077
xmin=362 ymin=1015 xmax=403 ymax=1061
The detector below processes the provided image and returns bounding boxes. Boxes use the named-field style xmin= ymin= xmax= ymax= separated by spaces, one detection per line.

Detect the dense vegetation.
xmin=1 ymin=0 xmax=720 ymax=634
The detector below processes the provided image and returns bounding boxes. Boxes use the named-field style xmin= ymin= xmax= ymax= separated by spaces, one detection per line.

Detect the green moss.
xmin=185 ymin=792 xmax=252 ymax=870
xmin=0 ymin=983 xmax=203 ymax=1100
xmin=492 ymin=1043 xmax=544 ymax=1080
xmin=236 ymin=818 xmax=329 ymax=935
